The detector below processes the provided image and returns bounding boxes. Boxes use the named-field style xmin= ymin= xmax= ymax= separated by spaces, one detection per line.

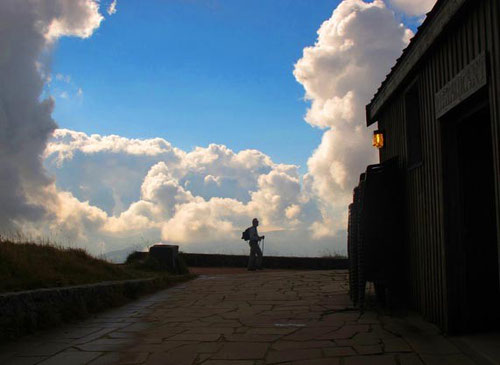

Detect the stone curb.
xmin=0 ymin=275 xmax=192 ymax=342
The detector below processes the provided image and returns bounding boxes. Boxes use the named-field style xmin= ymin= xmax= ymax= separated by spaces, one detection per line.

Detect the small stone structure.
xmin=149 ymin=244 xmax=179 ymax=272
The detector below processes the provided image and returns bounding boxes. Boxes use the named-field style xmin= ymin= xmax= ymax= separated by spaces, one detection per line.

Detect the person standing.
xmin=247 ymin=218 xmax=264 ymax=271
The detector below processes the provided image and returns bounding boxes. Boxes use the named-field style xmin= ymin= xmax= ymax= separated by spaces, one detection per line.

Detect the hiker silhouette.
xmin=246 ymin=218 xmax=264 ymax=271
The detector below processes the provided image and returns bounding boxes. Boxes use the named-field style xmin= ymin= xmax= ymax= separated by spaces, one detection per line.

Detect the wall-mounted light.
xmin=372 ymin=130 xmax=384 ymax=149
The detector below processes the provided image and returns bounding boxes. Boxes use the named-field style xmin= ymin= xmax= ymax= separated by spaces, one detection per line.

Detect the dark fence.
xmin=348 ymin=158 xmax=404 ymax=309
xmin=181 ymin=253 xmax=348 ymax=270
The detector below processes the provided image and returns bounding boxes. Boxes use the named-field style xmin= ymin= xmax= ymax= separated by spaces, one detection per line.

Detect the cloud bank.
xmin=44 ymin=129 xmax=332 ymax=256
xmin=0 ymin=0 xmax=103 ymax=232
xmin=2 ymin=0 xmax=418 ymax=258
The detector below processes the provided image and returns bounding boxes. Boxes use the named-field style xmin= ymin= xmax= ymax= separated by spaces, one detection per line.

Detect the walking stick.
xmin=261 ymin=237 xmax=265 ymax=270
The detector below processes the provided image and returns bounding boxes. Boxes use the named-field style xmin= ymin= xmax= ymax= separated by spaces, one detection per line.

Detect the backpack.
xmin=241 ymin=227 xmax=250 ymax=241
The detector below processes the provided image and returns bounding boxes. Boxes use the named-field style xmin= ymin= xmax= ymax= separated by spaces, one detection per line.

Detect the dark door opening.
xmin=443 ymin=102 xmax=500 ymax=333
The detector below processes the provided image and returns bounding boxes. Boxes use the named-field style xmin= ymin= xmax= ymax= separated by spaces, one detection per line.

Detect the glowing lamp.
xmin=372 ymin=130 xmax=384 ymax=149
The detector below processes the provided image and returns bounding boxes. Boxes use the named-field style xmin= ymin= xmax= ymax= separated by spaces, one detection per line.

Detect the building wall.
xmin=376 ymin=0 xmax=500 ymax=331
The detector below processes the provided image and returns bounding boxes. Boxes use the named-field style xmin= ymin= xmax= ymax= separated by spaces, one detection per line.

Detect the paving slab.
xmin=266 ymin=348 xmax=323 ymax=363
xmin=37 ymin=350 xmax=102 ymax=365
xmin=0 ymin=270 xmax=483 ymax=364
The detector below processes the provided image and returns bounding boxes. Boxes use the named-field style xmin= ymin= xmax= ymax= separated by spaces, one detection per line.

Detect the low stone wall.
xmin=182 ymin=253 xmax=348 ymax=270
xmin=0 ymin=275 xmax=192 ymax=341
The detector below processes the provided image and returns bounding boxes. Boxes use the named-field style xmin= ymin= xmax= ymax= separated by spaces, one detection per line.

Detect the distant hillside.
xmin=104 ymin=246 xmax=147 ymax=263
xmin=0 ymin=239 xmax=152 ymax=293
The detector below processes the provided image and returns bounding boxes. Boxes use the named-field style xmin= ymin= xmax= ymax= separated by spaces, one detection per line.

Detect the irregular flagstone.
xmin=176 ymin=342 xmax=223 ymax=353
xmin=245 ymin=327 xmax=297 ymax=335
xmin=283 ymin=359 xmax=340 ymax=365
xmin=145 ymin=350 xmax=198 ymax=365
xmin=396 ymin=330 xmax=462 ymax=355
xmin=120 ymin=322 xmax=157 ymax=332
xmin=323 ymin=346 xmax=357 ymax=357
xmin=335 ymin=339 xmax=357 ymax=347
xmin=76 ymin=338 xmax=135 ymax=352
xmin=37 ymin=350 xmax=102 ymax=365
xmin=168 ymin=333 xmax=222 ymax=341
xmin=126 ymin=341 xmax=193 ymax=352
xmin=369 ymin=324 xmax=399 ymax=340
xmin=419 ymin=353 xmax=478 ymax=365
xmin=211 ymin=342 xmax=269 ymax=360
xmin=183 ymin=327 xmax=235 ymax=335
xmin=50 ymin=326 xmax=106 ymax=340
xmin=3 ymin=356 xmax=47 ymax=365
xmin=271 ymin=340 xmax=335 ymax=350
xmin=344 ymin=354 xmax=398 ymax=365
xmin=224 ymin=334 xmax=282 ymax=342
xmin=108 ymin=331 xmax=143 ymax=339
xmin=353 ymin=344 xmax=384 ymax=355
xmin=8 ymin=341 xmax=72 ymax=357
xmin=358 ymin=312 xmax=380 ymax=324
xmin=282 ymin=327 xmax=340 ymax=341
xmin=87 ymin=351 xmax=148 ymax=365
xmin=352 ymin=332 xmax=382 ymax=345
xmin=1 ymin=270 xmax=480 ymax=365
xmin=382 ymin=337 xmax=412 ymax=353
xmin=398 ymin=353 xmax=426 ymax=365
xmin=266 ymin=348 xmax=323 ymax=364
xmin=202 ymin=361 xmax=255 ymax=365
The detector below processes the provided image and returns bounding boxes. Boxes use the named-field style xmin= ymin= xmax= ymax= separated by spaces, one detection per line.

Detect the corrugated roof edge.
xmin=365 ymin=0 xmax=459 ymax=126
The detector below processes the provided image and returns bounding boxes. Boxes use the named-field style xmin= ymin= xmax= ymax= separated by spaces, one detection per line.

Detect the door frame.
xmin=440 ymin=94 xmax=497 ymax=333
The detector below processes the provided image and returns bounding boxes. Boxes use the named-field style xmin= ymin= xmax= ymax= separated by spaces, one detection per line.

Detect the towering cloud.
xmin=294 ymin=0 xmax=413 ymax=237
xmin=0 ymin=0 xmax=103 ymax=232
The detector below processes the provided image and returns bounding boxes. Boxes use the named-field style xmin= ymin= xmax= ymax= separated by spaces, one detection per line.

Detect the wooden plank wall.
xmin=376 ymin=0 xmax=500 ymax=330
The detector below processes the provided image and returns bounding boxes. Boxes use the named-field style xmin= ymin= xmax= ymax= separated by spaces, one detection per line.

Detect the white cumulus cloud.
xmin=43 ymin=0 xmax=104 ymax=41
xmin=44 ymin=129 xmax=335 ymax=256
xmin=107 ymin=0 xmax=117 ymax=16
xmin=294 ymin=0 xmax=412 ymax=238
xmin=387 ymin=0 xmax=437 ymax=17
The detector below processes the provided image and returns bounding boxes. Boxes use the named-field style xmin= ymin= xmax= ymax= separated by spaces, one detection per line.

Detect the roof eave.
xmin=365 ymin=0 xmax=469 ymax=126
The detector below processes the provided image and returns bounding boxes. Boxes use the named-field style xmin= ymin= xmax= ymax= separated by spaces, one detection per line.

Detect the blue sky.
xmin=48 ymin=0 xmax=348 ymax=173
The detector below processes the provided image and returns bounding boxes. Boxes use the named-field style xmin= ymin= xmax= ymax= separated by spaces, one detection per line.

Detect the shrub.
xmin=125 ymin=251 xmax=148 ymax=264
xmin=176 ymin=252 xmax=190 ymax=275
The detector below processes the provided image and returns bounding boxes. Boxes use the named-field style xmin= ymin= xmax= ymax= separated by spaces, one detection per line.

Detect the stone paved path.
xmin=0 ymin=270 xmax=479 ymax=365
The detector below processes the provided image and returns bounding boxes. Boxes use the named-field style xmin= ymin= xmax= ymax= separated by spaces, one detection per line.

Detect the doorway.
xmin=442 ymin=101 xmax=500 ymax=333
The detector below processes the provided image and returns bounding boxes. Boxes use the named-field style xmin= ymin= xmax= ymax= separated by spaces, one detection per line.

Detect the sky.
xmin=0 ymin=0 xmax=436 ymax=260
xmin=47 ymin=0 xmax=339 ymax=172
xmin=47 ymin=0 xmax=427 ymax=172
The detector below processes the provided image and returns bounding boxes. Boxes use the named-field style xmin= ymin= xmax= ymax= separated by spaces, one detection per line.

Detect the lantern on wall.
xmin=372 ymin=130 xmax=384 ymax=149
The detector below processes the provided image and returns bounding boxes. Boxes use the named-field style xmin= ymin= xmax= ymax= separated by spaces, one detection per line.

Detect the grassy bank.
xmin=0 ymin=238 xmax=196 ymax=340
xmin=0 ymin=238 xmax=185 ymax=293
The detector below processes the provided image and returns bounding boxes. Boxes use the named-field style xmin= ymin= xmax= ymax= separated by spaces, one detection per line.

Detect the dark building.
xmin=352 ymin=0 xmax=500 ymax=333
